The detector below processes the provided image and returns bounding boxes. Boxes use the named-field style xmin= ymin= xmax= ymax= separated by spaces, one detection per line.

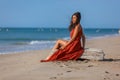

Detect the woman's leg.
xmin=52 ymin=39 xmax=68 ymax=51
xmin=45 ymin=39 xmax=68 ymax=60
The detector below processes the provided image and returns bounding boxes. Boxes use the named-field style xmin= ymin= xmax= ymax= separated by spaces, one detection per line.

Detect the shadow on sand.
xmin=77 ymin=58 xmax=120 ymax=62
xmin=102 ymin=58 xmax=120 ymax=62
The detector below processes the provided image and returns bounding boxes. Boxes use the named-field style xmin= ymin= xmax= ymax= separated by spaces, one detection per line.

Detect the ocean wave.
xmin=29 ymin=40 xmax=56 ymax=45
xmin=0 ymin=40 xmax=56 ymax=54
xmin=63 ymin=37 xmax=70 ymax=40
xmin=11 ymin=40 xmax=56 ymax=45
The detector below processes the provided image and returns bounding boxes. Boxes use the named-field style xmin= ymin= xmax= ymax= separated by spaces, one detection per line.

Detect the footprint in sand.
xmin=49 ymin=77 xmax=57 ymax=79
xmin=104 ymin=71 xmax=111 ymax=80
xmin=104 ymin=77 xmax=110 ymax=80
xmin=104 ymin=71 xmax=120 ymax=80
xmin=66 ymin=70 xmax=72 ymax=72
xmin=105 ymin=71 xmax=109 ymax=74
xmin=50 ymin=73 xmax=64 ymax=80
xmin=116 ymin=74 xmax=119 ymax=76
xmin=88 ymin=65 xmax=94 ymax=67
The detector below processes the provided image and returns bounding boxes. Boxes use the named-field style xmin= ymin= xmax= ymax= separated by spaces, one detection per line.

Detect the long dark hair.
xmin=69 ymin=12 xmax=81 ymax=31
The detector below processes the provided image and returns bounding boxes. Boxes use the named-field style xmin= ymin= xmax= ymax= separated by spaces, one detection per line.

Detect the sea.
xmin=0 ymin=27 xmax=119 ymax=54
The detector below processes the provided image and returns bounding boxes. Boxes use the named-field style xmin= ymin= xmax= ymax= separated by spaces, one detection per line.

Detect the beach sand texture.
xmin=0 ymin=36 xmax=120 ymax=80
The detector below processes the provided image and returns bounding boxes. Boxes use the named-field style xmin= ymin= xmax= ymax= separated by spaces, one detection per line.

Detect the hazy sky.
xmin=0 ymin=0 xmax=120 ymax=28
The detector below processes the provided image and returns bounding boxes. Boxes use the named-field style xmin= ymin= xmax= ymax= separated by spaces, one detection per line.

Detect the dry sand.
xmin=0 ymin=36 xmax=120 ymax=80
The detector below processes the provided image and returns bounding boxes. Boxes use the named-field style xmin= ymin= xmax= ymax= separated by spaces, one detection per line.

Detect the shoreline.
xmin=0 ymin=34 xmax=120 ymax=55
xmin=0 ymin=35 xmax=120 ymax=80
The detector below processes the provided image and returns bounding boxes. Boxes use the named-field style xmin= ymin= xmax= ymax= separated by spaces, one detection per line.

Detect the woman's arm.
xmin=61 ymin=24 xmax=80 ymax=49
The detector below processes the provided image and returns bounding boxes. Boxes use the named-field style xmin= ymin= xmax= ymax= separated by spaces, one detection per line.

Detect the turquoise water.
xmin=0 ymin=27 xmax=119 ymax=54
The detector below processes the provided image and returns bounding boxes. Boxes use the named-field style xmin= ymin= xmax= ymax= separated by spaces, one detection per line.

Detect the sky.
xmin=0 ymin=0 xmax=120 ymax=28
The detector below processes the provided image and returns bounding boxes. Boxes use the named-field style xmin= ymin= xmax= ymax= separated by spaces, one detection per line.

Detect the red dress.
xmin=41 ymin=28 xmax=84 ymax=62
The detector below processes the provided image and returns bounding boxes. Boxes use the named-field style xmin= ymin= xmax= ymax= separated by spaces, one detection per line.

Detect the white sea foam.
xmin=63 ymin=37 xmax=70 ymax=40
xmin=29 ymin=40 xmax=56 ymax=45
xmin=118 ymin=29 xmax=120 ymax=34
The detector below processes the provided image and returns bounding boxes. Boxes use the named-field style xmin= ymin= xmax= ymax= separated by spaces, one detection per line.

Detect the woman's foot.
xmin=40 ymin=59 xmax=48 ymax=62
xmin=40 ymin=49 xmax=58 ymax=62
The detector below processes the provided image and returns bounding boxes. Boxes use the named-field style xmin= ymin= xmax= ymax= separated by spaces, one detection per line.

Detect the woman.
xmin=40 ymin=12 xmax=86 ymax=62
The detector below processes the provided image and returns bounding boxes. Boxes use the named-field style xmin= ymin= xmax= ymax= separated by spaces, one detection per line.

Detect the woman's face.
xmin=72 ymin=15 xmax=77 ymax=24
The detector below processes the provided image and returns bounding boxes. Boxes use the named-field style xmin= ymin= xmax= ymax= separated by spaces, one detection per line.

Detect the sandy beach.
xmin=0 ymin=36 xmax=120 ymax=80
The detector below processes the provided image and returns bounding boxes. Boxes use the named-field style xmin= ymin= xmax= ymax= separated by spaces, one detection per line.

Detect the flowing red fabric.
xmin=40 ymin=28 xmax=84 ymax=62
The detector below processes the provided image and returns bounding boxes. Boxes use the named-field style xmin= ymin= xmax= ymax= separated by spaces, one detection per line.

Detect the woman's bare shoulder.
xmin=75 ymin=24 xmax=82 ymax=32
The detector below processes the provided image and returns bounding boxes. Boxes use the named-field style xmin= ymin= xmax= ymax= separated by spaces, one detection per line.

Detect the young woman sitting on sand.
xmin=40 ymin=12 xmax=86 ymax=62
